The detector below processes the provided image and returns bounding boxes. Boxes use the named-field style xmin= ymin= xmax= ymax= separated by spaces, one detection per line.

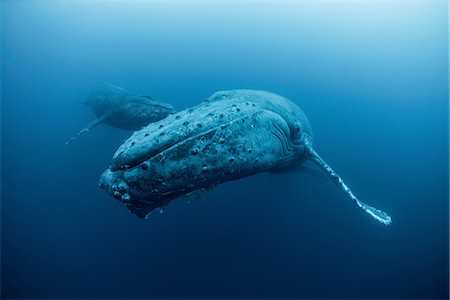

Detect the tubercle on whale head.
xmin=99 ymin=169 xmax=131 ymax=203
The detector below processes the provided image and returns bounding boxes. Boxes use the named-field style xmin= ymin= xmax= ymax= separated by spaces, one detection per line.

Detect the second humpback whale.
xmin=66 ymin=82 xmax=175 ymax=144
xmin=99 ymin=89 xmax=392 ymax=225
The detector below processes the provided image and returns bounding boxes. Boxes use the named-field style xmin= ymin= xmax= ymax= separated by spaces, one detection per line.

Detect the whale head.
xmin=99 ymin=90 xmax=312 ymax=217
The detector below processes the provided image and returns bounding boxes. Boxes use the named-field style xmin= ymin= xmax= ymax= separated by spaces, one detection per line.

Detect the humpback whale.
xmin=99 ymin=89 xmax=391 ymax=225
xmin=66 ymin=82 xmax=175 ymax=144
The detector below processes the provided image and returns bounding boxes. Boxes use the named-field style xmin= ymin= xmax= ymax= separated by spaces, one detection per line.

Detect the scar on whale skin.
xmin=66 ymin=82 xmax=175 ymax=144
xmin=99 ymin=89 xmax=391 ymax=225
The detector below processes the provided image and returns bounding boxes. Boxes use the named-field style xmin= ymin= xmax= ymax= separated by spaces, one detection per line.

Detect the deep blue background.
xmin=1 ymin=1 xmax=448 ymax=299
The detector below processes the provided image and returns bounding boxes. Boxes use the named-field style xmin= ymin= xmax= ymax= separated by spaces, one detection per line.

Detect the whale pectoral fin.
xmin=359 ymin=203 xmax=392 ymax=225
xmin=304 ymin=139 xmax=392 ymax=225
xmin=65 ymin=117 xmax=105 ymax=145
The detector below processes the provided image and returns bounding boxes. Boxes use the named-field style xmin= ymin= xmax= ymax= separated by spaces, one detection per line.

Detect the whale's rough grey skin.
xmin=66 ymin=82 xmax=175 ymax=144
xmin=99 ymin=89 xmax=391 ymax=224
xmin=100 ymin=89 xmax=312 ymax=217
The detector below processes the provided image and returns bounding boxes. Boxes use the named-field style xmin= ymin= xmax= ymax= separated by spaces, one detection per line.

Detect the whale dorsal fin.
xmin=303 ymin=137 xmax=392 ymax=225
xmin=65 ymin=115 xmax=107 ymax=145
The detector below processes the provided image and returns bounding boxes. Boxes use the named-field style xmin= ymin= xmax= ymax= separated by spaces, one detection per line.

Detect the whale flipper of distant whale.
xmin=99 ymin=89 xmax=391 ymax=225
xmin=65 ymin=115 xmax=107 ymax=145
xmin=66 ymin=82 xmax=175 ymax=144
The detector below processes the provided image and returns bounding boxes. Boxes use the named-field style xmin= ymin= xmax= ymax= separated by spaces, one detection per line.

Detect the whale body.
xmin=99 ymin=89 xmax=391 ymax=225
xmin=66 ymin=82 xmax=175 ymax=144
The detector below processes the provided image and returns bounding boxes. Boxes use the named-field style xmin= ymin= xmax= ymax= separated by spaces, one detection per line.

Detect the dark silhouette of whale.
xmin=66 ymin=82 xmax=175 ymax=144
xmin=99 ymin=89 xmax=391 ymax=225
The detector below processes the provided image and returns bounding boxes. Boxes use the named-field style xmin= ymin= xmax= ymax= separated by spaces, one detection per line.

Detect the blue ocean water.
xmin=1 ymin=1 xmax=448 ymax=299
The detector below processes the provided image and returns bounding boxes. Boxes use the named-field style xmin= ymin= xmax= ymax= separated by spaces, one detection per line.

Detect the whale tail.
xmin=303 ymin=137 xmax=392 ymax=225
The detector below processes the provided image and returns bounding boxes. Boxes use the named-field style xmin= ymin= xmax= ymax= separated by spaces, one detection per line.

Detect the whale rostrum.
xmin=66 ymin=82 xmax=175 ymax=144
xmin=99 ymin=89 xmax=391 ymax=225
